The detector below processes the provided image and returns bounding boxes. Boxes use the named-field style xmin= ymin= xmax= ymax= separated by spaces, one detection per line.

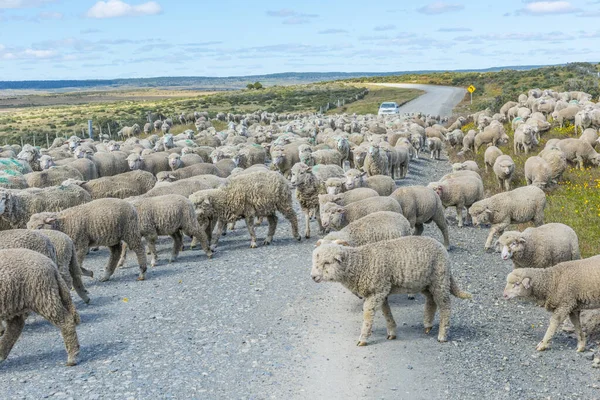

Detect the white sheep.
xmin=493 ymin=155 xmax=515 ymax=192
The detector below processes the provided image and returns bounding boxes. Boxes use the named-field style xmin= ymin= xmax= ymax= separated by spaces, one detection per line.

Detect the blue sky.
xmin=0 ymin=0 xmax=599 ymax=80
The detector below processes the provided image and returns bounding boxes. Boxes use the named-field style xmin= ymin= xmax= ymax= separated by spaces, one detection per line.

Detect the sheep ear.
xmin=518 ymin=237 xmax=526 ymax=244
xmin=44 ymin=216 xmax=56 ymax=224
xmin=485 ymin=207 xmax=493 ymax=215
xmin=315 ymin=239 xmax=322 ymax=247
xmin=522 ymin=277 xmax=531 ymax=289
xmin=333 ymin=239 xmax=351 ymax=247
xmin=333 ymin=252 xmax=345 ymax=264
xmin=202 ymin=199 xmax=210 ymax=205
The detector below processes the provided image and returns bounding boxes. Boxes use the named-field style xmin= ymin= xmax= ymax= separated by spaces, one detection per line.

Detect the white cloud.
xmin=417 ymin=2 xmax=464 ymax=14
xmin=86 ymin=0 xmax=162 ymax=19
xmin=38 ymin=11 xmax=62 ymax=19
xmin=23 ymin=48 xmax=56 ymax=58
xmin=374 ymin=24 xmax=396 ymax=31
xmin=318 ymin=29 xmax=347 ymax=34
xmin=517 ymin=1 xmax=578 ymax=15
xmin=437 ymin=27 xmax=472 ymax=32
xmin=266 ymin=9 xmax=318 ymax=24
xmin=0 ymin=0 xmax=54 ymax=8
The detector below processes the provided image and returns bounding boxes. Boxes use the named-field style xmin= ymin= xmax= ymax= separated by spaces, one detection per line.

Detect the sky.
xmin=0 ymin=0 xmax=600 ymax=80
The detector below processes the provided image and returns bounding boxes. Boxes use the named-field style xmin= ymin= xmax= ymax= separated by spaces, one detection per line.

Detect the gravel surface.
xmin=2 ymin=152 xmax=599 ymax=400
xmin=374 ymin=83 xmax=467 ymax=117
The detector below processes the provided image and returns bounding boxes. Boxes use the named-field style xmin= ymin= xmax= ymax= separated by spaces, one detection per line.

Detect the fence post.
xmin=20 ymin=136 xmax=23 ymax=147
xmin=46 ymin=133 xmax=50 ymax=148
xmin=32 ymin=135 xmax=35 ymax=147
xmin=107 ymin=124 xmax=112 ymax=139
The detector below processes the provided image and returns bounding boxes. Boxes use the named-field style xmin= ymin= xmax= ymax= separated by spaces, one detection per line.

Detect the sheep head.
xmin=497 ymin=231 xmax=526 ymax=261
xmin=503 ymin=270 xmax=533 ymax=300
xmin=311 ymin=243 xmax=347 ymax=283
xmin=27 ymin=212 xmax=60 ymax=230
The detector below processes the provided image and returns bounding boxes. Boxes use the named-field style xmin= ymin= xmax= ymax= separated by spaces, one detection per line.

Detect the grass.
xmin=448 ymin=122 xmax=600 ymax=258
xmin=326 ymin=85 xmax=423 ymax=115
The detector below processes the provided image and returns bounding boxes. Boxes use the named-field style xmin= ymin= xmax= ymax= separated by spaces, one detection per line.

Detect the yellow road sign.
xmin=467 ymin=85 xmax=476 ymax=93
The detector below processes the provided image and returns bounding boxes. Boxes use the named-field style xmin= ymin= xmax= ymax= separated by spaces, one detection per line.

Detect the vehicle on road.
xmin=378 ymin=101 xmax=400 ymax=115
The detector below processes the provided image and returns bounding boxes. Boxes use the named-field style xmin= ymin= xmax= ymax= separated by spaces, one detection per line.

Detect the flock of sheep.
xmin=0 ymin=86 xmax=599 ymax=369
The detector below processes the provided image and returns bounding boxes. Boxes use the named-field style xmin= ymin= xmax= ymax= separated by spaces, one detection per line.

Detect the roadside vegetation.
xmin=327 ymin=85 xmax=422 ymax=115
xmin=448 ymin=121 xmax=600 ymax=258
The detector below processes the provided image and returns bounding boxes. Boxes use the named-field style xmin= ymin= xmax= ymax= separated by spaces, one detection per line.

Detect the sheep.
xmin=17 ymin=144 xmax=41 ymax=171
xmin=427 ymin=177 xmax=484 ymax=228
xmin=312 ymin=149 xmax=343 ymax=167
xmin=311 ymin=237 xmax=471 ymax=345
xmin=76 ymin=150 xmax=129 ymax=178
xmin=0 ymin=184 xmax=91 ymax=229
xmin=168 ymin=153 xmax=204 ymax=171
xmin=446 ymin=129 xmax=464 ymax=147
xmin=118 ymin=124 xmax=141 ymax=138
xmin=24 ymin=165 xmax=84 ymax=189
xmin=484 ymin=146 xmax=503 ymax=173
xmin=325 ymin=177 xmax=346 ymax=195
xmin=0 ymin=249 xmax=80 ymax=366
xmin=311 ymin=164 xmax=345 ymax=183
xmin=497 ymin=223 xmax=580 ymax=269
xmin=143 ymin=176 xmax=219 ymax=198
xmin=156 ymin=163 xmax=227 ymax=182
xmin=270 ymin=144 xmax=300 ymax=179
xmin=539 ymin=147 xmax=567 ymax=182
xmin=513 ymin=125 xmax=538 ymax=155
xmin=318 ymin=188 xmax=379 ymax=207
xmin=63 ymin=170 xmax=156 ymax=200
xmin=556 ymin=138 xmax=600 ymax=170
xmin=555 ymin=105 xmax=580 ymax=128
xmin=45 ymin=156 xmax=99 ymax=181
xmin=389 ymin=186 xmax=450 ymax=248
xmin=580 ymin=128 xmax=598 ymax=148
xmin=474 ymin=122 xmax=509 ymax=153
xmin=503 ymin=256 xmax=600 ymax=352
xmin=126 ymin=153 xmax=170 ymax=176
xmin=316 ymin=211 xmax=411 ymax=247
xmin=119 ymin=194 xmax=212 ymax=267
xmin=215 ymin=158 xmax=236 ymax=176
xmin=320 ymin=197 xmax=402 ymax=231
xmin=469 ymin=185 xmax=546 ymax=250
xmin=452 ymin=161 xmax=479 ymax=173
xmin=462 ymin=130 xmax=476 ymax=153
xmin=363 ymin=144 xmax=389 ymax=176
xmin=524 ymin=156 xmax=553 ymax=188
xmin=27 ymin=198 xmax=148 ymax=282
xmin=235 ymin=145 xmax=267 ymax=169
xmin=188 ymin=170 xmax=300 ymax=249
xmin=290 ymin=163 xmax=324 ymax=239
xmin=493 ymin=155 xmax=515 ymax=192
xmin=344 ymin=169 xmax=395 ymax=196
xmin=426 ymin=137 xmax=443 ymax=160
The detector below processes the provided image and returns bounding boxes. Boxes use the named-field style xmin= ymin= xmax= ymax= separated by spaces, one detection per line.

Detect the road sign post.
xmin=467 ymin=85 xmax=476 ymax=105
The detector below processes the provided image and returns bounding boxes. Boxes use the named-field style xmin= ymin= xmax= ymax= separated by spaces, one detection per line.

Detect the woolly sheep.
xmin=119 ymin=194 xmax=212 ymax=267
xmin=27 ymin=198 xmax=148 ymax=282
xmin=555 ymin=105 xmax=580 ymax=128
xmin=318 ymin=188 xmax=379 ymax=207
xmin=320 ymin=197 xmax=402 ymax=231
xmin=189 ymin=171 xmax=300 ymax=249
xmin=452 ymin=161 xmax=479 ymax=173
xmin=64 ymin=170 xmax=156 ymax=200
xmin=344 ymin=169 xmax=395 ymax=196
xmin=503 ymin=256 xmax=600 ymax=352
xmin=484 ymin=146 xmax=503 ymax=173
xmin=126 ymin=153 xmax=170 ymax=176
xmin=325 ymin=177 xmax=346 ymax=195
xmin=469 ymin=185 xmax=546 ymax=250
xmin=389 ymin=186 xmax=450 ymax=248
xmin=311 ymin=164 xmax=345 ymax=183
xmin=493 ymin=155 xmax=516 ymax=192
xmin=143 ymin=175 xmax=222 ymax=198
xmin=311 ymin=237 xmax=471 ymax=345
xmin=363 ymin=144 xmax=389 ymax=176
xmin=427 ymin=177 xmax=484 ymax=228
xmin=580 ymin=128 xmax=598 ymax=148
xmin=462 ymin=130 xmax=476 ymax=153
xmin=46 ymin=156 xmax=99 ymax=181
xmin=168 ymin=153 xmax=204 ymax=171
xmin=234 ymin=145 xmax=267 ymax=169
xmin=556 ymin=138 xmax=600 ymax=170
xmin=0 ymin=249 xmax=80 ymax=366
xmin=156 ymin=163 xmax=227 ymax=182
xmin=0 ymin=184 xmax=91 ymax=229
xmin=24 ymin=165 xmax=84 ymax=189
xmin=290 ymin=163 xmax=324 ymax=238
xmin=426 ymin=137 xmax=443 ymax=160
xmin=316 ymin=211 xmax=411 ymax=247
xmin=474 ymin=122 xmax=509 ymax=153
xmin=497 ymin=223 xmax=580 ymax=269
xmin=514 ymin=125 xmax=538 ymax=155
xmin=524 ymin=156 xmax=553 ymax=188
xmin=539 ymin=147 xmax=567 ymax=182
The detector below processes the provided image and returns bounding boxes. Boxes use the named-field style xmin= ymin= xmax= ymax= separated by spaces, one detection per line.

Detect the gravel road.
xmin=375 ymin=83 xmax=467 ymax=117
xmin=2 ymin=154 xmax=599 ymax=400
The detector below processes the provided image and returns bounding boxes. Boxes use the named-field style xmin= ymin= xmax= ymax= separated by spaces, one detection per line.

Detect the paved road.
xmin=375 ymin=83 xmax=466 ymax=117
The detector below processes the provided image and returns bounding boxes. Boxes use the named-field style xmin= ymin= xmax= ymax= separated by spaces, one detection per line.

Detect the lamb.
xmin=156 ymin=163 xmax=227 ymax=182
xmin=311 ymin=237 xmax=471 ymax=345
xmin=503 ymin=256 xmax=600 ymax=352
xmin=290 ymin=163 xmax=324 ymax=239
xmin=0 ymin=249 xmax=80 ymax=366
xmin=524 ymin=156 xmax=553 ymax=188
xmin=119 ymin=195 xmax=212 ymax=267
xmin=0 ymin=184 xmax=91 ymax=229
xmin=27 ymin=198 xmax=148 ymax=282
xmin=188 ymin=170 xmax=300 ymax=249
xmin=469 ymin=185 xmax=546 ymax=250
xmin=126 ymin=153 xmax=170 ymax=176
xmin=344 ymin=169 xmax=395 ymax=196
xmin=63 ymin=170 xmax=156 ymax=200
xmin=320 ymin=197 xmax=402 ymax=231
xmin=497 ymin=223 xmax=580 ymax=269
xmin=24 ymin=165 xmax=84 ymax=189
xmin=427 ymin=177 xmax=484 ymax=228
xmin=315 ymin=211 xmax=411 ymax=247
xmin=452 ymin=161 xmax=479 ymax=173
xmin=389 ymin=186 xmax=450 ymax=248
xmin=318 ymin=188 xmax=379 ymax=207
xmin=556 ymin=138 xmax=600 ymax=170
xmin=474 ymin=122 xmax=509 ymax=153
xmin=363 ymin=144 xmax=389 ymax=176
xmin=484 ymin=146 xmax=503 ymax=173
xmin=426 ymin=137 xmax=443 ymax=160
xmin=493 ymin=155 xmax=516 ymax=192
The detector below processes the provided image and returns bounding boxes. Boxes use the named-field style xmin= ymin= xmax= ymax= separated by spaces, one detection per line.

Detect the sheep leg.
xmin=210 ymin=219 xmax=226 ymax=250
xmin=434 ymin=292 xmax=451 ymax=342
xmin=316 ymin=209 xmax=325 ymax=235
xmin=57 ymin=315 xmax=80 ymax=367
xmin=68 ymin=258 xmax=90 ymax=304
xmin=358 ymin=294 xmax=385 ymax=346
xmin=169 ymin=231 xmax=183 ymax=263
xmin=117 ymin=242 xmax=129 ymax=268
xmin=423 ymin=290 xmax=437 ymax=334
xmin=456 ymin=203 xmax=465 ymax=228
xmin=264 ymin=215 xmax=278 ymax=245
xmin=0 ymin=315 xmax=25 ymax=362
xmin=146 ymin=236 xmax=158 ymax=266
xmin=100 ymin=243 xmax=123 ymax=282
xmin=569 ymin=310 xmax=586 ymax=352
xmin=537 ymin=310 xmax=569 ymax=351
xmin=434 ymin=210 xmax=451 ymax=250
xmin=504 ymin=178 xmax=511 ymax=192
xmin=75 ymin=243 xmax=90 ymax=278
xmin=279 ymin=204 xmax=301 ymax=241
xmin=414 ymin=223 xmax=424 ymax=236
xmin=303 ymin=209 xmax=311 ymax=239
xmin=577 ymin=156 xmax=584 ymax=171
xmin=187 ymin=226 xmax=212 ymax=258
xmin=381 ymin=297 xmax=397 ymax=340
xmin=245 ymin=215 xmax=258 ymax=248
xmin=485 ymin=223 xmax=507 ymax=250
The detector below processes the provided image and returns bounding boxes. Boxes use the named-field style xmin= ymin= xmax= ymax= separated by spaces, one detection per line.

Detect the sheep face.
xmin=503 ymin=272 xmax=532 ymax=300
xmin=192 ymin=197 xmax=214 ymax=221
xmin=452 ymin=163 xmax=465 ymax=172
xmin=26 ymin=212 xmax=59 ymax=230
xmin=290 ymin=164 xmax=311 ymax=187
xmin=311 ymin=244 xmax=345 ymax=283
xmin=39 ymin=155 xmax=55 ymax=170
xmin=107 ymin=141 xmax=120 ymax=152
xmin=168 ymin=154 xmax=182 ymax=170
xmin=469 ymin=204 xmax=491 ymax=226
xmin=126 ymin=155 xmax=142 ymax=170
xmin=592 ymin=155 xmax=600 ymax=166
xmin=497 ymin=232 xmax=525 ymax=260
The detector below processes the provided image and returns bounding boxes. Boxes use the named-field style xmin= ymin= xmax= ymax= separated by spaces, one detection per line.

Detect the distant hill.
xmin=0 ymin=65 xmax=554 ymax=91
